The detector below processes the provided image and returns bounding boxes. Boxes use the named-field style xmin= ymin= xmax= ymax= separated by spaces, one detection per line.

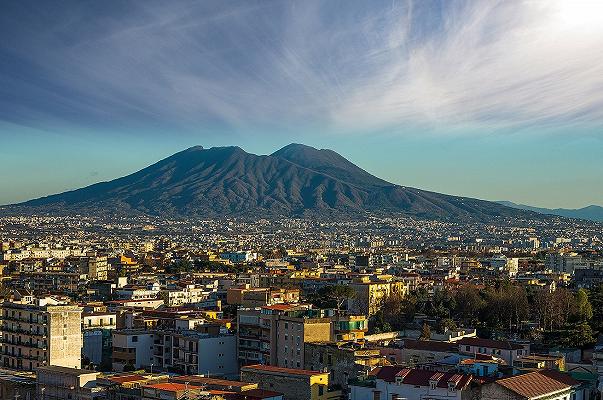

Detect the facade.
xmin=348 ymin=278 xmax=408 ymax=316
xmin=82 ymin=255 xmax=110 ymax=281
xmin=546 ymin=252 xmax=583 ymax=274
xmin=304 ymin=342 xmax=384 ymax=392
xmin=82 ymin=311 xmax=116 ymax=369
xmin=113 ymin=329 xmax=237 ymax=378
xmin=160 ymin=285 xmax=208 ymax=307
xmin=240 ymin=365 xmax=340 ymax=400
xmin=395 ymin=339 xmax=459 ymax=366
xmin=349 ymin=366 xmax=473 ymax=400
xmin=237 ymin=306 xmax=365 ymax=369
xmin=36 ymin=366 xmax=103 ymax=400
xmin=227 ymin=286 xmax=300 ymax=308
xmin=457 ymin=337 xmax=530 ymax=366
xmin=1 ymin=297 xmax=83 ymax=370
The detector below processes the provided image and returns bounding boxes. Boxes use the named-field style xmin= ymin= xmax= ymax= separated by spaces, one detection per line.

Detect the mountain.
xmin=10 ymin=144 xmax=542 ymax=221
xmin=498 ymin=201 xmax=603 ymax=222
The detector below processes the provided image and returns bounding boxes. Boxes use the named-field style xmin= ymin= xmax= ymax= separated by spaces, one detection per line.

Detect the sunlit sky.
xmin=1 ymin=0 xmax=602 ymax=208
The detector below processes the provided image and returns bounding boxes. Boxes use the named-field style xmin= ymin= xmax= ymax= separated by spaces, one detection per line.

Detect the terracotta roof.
xmin=458 ymin=337 xmax=525 ymax=350
xmin=261 ymin=304 xmax=295 ymax=311
xmin=172 ymin=376 xmax=252 ymax=388
xmin=225 ymin=389 xmax=285 ymax=399
xmin=144 ymin=382 xmax=188 ymax=392
xmin=538 ymin=369 xmax=579 ymax=387
xmin=241 ymin=364 xmax=323 ymax=377
xmin=494 ymin=371 xmax=571 ymax=398
xmin=107 ymin=374 xmax=149 ymax=384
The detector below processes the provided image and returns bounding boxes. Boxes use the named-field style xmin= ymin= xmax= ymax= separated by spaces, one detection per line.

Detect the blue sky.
xmin=1 ymin=0 xmax=602 ymax=208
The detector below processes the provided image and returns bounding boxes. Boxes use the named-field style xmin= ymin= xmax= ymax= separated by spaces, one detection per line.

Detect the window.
xmin=132 ymin=336 xmax=138 ymax=342
xmin=465 ymin=346 xmax=470 ymax=351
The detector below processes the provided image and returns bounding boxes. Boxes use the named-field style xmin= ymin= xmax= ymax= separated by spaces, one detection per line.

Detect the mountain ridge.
xmin=9 ymin=144 xmax=544 ymax=222
xmin=498 ymin=201 xmax=603 ymax=222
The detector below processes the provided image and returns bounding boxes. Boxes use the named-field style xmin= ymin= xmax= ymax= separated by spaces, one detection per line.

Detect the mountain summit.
xmin=15 ymin=144 xmax=537 ymax=221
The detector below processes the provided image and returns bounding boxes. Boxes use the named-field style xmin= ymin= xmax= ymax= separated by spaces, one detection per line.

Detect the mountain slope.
xmin=13 ymin=144 xmax=541 ymax=221
xmin=498 ymin=201 xmax=603 ymax=222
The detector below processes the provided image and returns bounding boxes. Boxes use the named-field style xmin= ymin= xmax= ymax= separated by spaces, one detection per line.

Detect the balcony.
xmin=1 ymin=326 xmax=46 ymax=336
xmin=0 ymin=338 xmax=46 ymax=349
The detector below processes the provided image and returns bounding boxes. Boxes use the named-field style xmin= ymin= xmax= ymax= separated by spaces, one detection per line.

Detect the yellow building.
xmin=348 ymin=278 xmax=408 ymax=316
xmin=240 ymin=364 xmax=340 ymax=400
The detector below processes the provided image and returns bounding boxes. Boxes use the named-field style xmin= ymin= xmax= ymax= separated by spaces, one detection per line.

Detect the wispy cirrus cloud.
xmin=1 ymin=0 xmax=602 ymax=135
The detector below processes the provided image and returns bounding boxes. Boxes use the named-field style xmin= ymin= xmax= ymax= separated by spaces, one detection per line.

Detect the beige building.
xmin=36 ymin=366 xmax=102 ymax=400
xmin=79 ymin=254 xmax=110 ymax=281
xmin=241 ymin=364 xmax=340 ymax=400
xmin=348 ymin=277 xmax=408 ymax=316
xmin=237 ymin=305 xmax=367 ymax=370
xmin=1 ymin=295 xmax=83 ymax=370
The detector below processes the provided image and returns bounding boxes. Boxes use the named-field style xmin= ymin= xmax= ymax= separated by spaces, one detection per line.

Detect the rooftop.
xmin=494 ymin=371 xmax=573 ymax=398
xmin=241 ymin=364 xmax=325 ymax=377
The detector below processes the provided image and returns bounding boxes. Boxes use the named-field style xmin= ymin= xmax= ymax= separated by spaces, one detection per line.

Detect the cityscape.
xmin=2 ymin=1 xmax=603 ymax=400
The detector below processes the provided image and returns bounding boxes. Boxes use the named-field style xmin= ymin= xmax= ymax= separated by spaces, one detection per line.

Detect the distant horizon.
xmin=1 ymin=1 xmax=602 ymax=208
xmin=3 ymin=142 xmax=601 ymax=211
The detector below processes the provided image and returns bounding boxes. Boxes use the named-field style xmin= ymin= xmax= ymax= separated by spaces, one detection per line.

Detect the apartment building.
xmin=80 ymin=254 xmax=110 ymax=281
xmin=348 ymin=277 xmax=408 ymax=316
xmin=0 ymin=294 xmax=83 ymax=371
xmin=227 ymin=286 xmax=300 ymax=307
xmin=160 ymin=284 xmax=209 ymax=307
xmin=82 ymin=311 xmax=116 ymax=369
xmin=112 ymin=328 xmax=237 ymax=378
xmin=546 ymin=252 xmax=583 ymax=274
xmin=237 ymin=305 xmax=367 ymax=369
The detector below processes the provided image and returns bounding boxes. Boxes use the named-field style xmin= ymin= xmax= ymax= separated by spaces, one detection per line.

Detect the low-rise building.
xmin=36 ymin=366 xmax=103 ymax=400
xmin=240 ymin=365 xmax=340 ymax=400
xmin=349 ymin=366 xmax=473 ymax=400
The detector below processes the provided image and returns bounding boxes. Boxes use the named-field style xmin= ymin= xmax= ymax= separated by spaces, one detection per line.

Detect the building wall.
xmin=112 ymin=331 xmax=153 ymax=371
xmin=48 ymin=306 xmax=83 ymax=369
xmin=0 ymin=302 xmax=82 ymax=371
xmin=241 ymin=369 xmax=331 ymax=400
xmin=198 ymin=335 xmax=238 ymax=378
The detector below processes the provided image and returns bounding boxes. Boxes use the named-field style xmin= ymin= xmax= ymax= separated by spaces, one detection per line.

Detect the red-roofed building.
xmin=350 ymin=366 xmax=473 ymax=400
xmin=142 ymin=382 xmax=204 ymax=400
xmin=481 ymin=370 xmax=581 ymax=400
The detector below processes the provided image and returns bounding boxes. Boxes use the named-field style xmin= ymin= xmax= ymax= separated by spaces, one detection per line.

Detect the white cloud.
xmin=2 ymin=0 xmax=603 ymax=134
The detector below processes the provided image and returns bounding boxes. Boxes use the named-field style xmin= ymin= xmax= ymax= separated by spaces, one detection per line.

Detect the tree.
xmin=575 ymin=288 xmax=593 ymax=322
xmin=563 ymin=322 xmax=595 ymax=348
xmin=437 ymin=318 xmax=457 ymax=333
xmin=589 ymin=284 xmax=603 ymax=330
xmin=419 ymin=322 xmax=431 ymax=341
xmin=321 ymin=285 xmax=356 ymax=311
xmin=123 ymin=363 xmax=136 ymax=372
xmin=454 ymin=284 xmax=485 ymax=324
